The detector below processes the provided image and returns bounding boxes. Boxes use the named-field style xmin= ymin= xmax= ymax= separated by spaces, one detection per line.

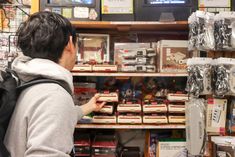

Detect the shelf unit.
xmin=71 ymin=21 xmax=188 ymax=31
xmin=72 ymin=72 xmax=188 ymax=77
xmin=76 ymin=124 xmax=185 ymax=129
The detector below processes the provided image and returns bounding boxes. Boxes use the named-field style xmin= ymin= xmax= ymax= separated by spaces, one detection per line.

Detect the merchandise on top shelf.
xmin=188 ymin=11 xmax=235 ymax=51
xmin=92 ymin=64 xmax=118 ymax=72
xmin=92 ymin=135 xmax=117 ymax=157
xmin=188 ymin=11 xmax=215 ymax=51
xmin=114 ymin=43 xmax=156 ymax=73
xmin=206 ymin=98 xmax=227 ymax=134
xmin=153 ymin=40 xmax=189 ymax=73
xmin=186 ymin=57 xmax=213 ymax=97
xmin=214 ymin=12 xmax=235 ymax=51
xmin=135 ymin=0 xmax=197 ymax=21
xmin=101 ymin=0 xmax=134 ymax=21
xmin=213 ymin=58 xmax=235 ymax=97
xmin=186 ymin=98 xmax=206 ymax=156
xmin=211 ymin=136 xmax=235 ymax=157
xmin=77 ymin=33 xmax=110 ymax=64
xmin=72 ymin=64 xmax=93 ymax=72
xmin=40 ymin=0 xmax=101 ymax=21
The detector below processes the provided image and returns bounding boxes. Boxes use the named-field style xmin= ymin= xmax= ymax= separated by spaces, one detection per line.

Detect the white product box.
xmin=92 ymin=64 xmax=118 ymax=72
xmin=99 ymin=105 xmax=114 ymax=114
xmin=117 ymin=115 xmax=142 ymax=124
xmin=143 ymin=104 xmax=167 ymax=113
xmin=143 ymin=115 xmax=168 ymax=124
xmin=153 ymin=40 xmax=189 ymax=73
xmin=206 ymin=98 xmax=227 ymax=134
xmin=72 ymin=64 xmax=92 ymax=72
xmin=117 ymin=104 xmax=142 ymax=113
xmin=157 ymin=141 xmax=186 ymax=157
xmin=93 ymin=116 xmax=116 ymax=124
xmin=168 ymin=104 xmax=185 ymax=113
xmin=168 ymin=116 xmax=185 ymax=124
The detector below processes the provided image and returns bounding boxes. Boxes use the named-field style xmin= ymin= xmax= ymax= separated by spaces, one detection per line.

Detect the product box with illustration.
xmin=153 ymin=40 xmax=189 ymax=73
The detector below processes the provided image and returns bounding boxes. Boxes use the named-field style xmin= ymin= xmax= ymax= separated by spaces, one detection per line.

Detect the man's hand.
xmin=87 ymin=94 xmax=106 ymax=112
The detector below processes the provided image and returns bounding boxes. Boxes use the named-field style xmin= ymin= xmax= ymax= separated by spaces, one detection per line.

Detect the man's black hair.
xmin=16 ymin=11 xmax=77 ymax=63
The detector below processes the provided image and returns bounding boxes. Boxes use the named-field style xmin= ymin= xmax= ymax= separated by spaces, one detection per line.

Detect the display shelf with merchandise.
xmin=72 ymin=72 xmax=188 ymax=77
xmin=76 ymin=124 xmax=185 ymax=129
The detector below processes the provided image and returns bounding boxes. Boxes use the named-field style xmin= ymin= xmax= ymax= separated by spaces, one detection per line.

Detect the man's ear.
xmin=64 ymin=36 xmax=75 ymax=53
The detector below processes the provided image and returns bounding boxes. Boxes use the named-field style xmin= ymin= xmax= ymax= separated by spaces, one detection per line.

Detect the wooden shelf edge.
xmin=72 ymin=72 xmax=188 ymax=77
xmin=76 ymin=124 xmax=185 ymax=129
xmin=71 ymin=21 xmax=188 ymax=31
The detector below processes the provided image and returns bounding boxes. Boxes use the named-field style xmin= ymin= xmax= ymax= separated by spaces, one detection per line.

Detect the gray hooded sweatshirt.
xmin=4 ymin=56 xmax=84 ymax=157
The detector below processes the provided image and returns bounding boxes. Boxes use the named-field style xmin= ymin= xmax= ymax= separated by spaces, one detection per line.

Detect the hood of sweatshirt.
xmin=11 ymin=55 xmax=74 ymax=93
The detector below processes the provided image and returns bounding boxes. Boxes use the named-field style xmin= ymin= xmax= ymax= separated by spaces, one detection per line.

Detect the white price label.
xmin=199 ymin=0 xmax=231 ymax=8
xmin=74 ymin=7 xmax=89 ymax=18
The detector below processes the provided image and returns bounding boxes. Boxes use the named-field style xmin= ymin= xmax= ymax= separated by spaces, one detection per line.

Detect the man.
xmin=4 ymin=11 xmax=104 ymax=157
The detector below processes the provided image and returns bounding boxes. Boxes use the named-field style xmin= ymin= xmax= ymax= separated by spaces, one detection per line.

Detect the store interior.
xmin=1 ymin=0 xmax=235 ymax=157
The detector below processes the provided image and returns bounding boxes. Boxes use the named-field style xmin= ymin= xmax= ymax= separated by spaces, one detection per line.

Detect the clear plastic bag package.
xmin=188 ymin=11 xmax=215 ymax=51
xmin=186 ymin=57 xmax=213 ymax=97
xmin=214 ymin=12 xmax=235 ymax=51
xmin=186 ymin=98 xmax=206 ymax=156
xmin=212 ymin=58 xmax=235 ymax=97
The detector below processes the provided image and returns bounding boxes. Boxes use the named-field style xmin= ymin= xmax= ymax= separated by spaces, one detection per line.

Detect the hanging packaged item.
xmin=40 ymin=0 xmax=101 ymax=21
xmin=206 ymin=98 xmax=227 ymax=134
xmin=213 ymin=58 xmax=235 ymax=97
xmin=188 ymin=11 xmax=215 ymax=51
xmin=186 ymin=57 xmax=213 ymax=97
xmin=214 ymin=12 xmax=235 ymax=51
xmin=185 ymin=98 xmax=206 ymax=156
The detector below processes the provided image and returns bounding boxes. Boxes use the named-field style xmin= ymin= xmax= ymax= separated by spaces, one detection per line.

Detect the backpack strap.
xmin=17 ymin=79 xmax=72 ymax=96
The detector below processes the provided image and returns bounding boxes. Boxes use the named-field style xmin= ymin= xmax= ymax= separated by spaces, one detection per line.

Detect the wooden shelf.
xmin=72 ymin=72 xmax=188 ymax=77
xmin=71 ymin=21 xmax=188 ymax=31
xmin=76 ymin=124 xmax=185 ymax=129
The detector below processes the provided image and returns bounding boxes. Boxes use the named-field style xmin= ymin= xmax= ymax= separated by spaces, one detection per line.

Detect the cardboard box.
xmin=143 ymin=115 xmax=168 ymax=124
xmin=93 ymin=116 xmax=117 ymax=124
xmin=206 ymin=99 xmax=227 ymax=134
xmin=157 ymin=140 xmax=186 ymax=157
xmin=153 ymin=40 xmax=189 ymax=73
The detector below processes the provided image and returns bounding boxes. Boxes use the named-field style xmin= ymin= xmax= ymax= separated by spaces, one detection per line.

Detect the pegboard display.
xmin=0 ymin=1 xmax=30 ymax=69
